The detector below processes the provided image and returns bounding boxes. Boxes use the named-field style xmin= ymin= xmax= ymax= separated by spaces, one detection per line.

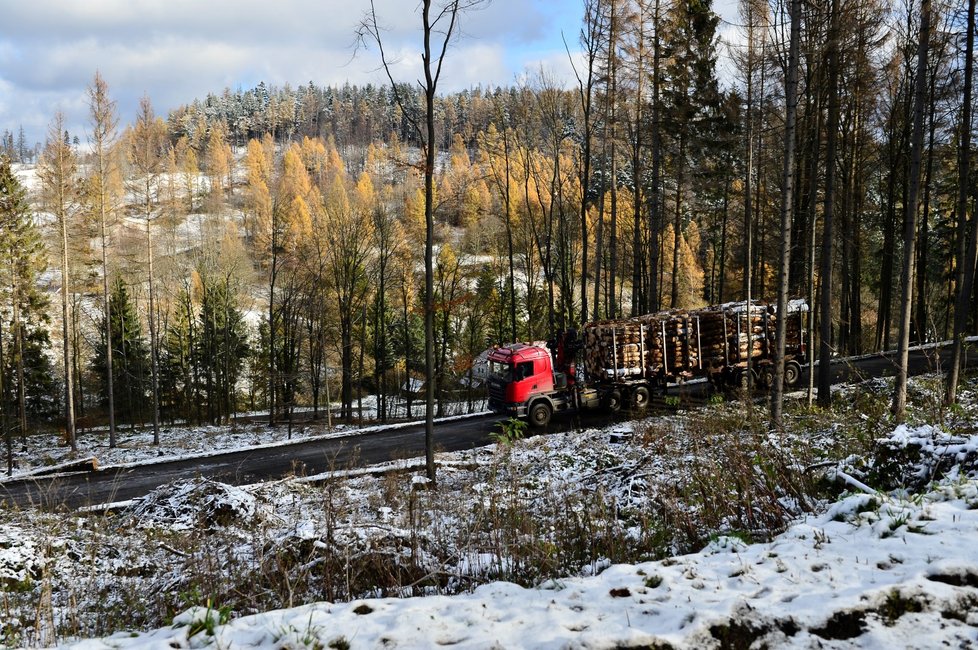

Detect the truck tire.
xmin=528 ymin=401 xmax=552 ymax=428
xmin=784 ymin=360 xmax=801 ymax=387
xmin=603 ymin=390 xmax=623 ymax=413
xmin=760 ymin=365 xmax=775 ymax=388
xmin=631 ymin=386 xmax=650 ymax=409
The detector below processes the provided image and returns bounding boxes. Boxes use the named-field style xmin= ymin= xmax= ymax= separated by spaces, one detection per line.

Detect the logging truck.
xmin=486 ymin=299 xmax=808 ymax=427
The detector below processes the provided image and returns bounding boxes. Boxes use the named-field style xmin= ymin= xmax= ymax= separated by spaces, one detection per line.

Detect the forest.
xmin=0 ymin=0 xmax=975 ymax=468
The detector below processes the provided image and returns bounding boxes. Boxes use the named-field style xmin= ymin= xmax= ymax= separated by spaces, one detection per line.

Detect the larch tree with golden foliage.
xmin=322 ymin=169 xmax=376 ymax=418
xmin=126 ymin=95 xmax=168 ymax=445
xmin=37 ymin=112 xmax=79 ymax=451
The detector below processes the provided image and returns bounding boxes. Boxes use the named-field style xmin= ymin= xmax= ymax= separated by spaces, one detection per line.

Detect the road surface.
xmin=0 ymin=342 xmax=966 ymax=511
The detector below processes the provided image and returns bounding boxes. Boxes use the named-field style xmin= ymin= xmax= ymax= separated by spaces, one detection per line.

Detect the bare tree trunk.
xmin=893 ymin=0 xmax=932 ymax=419
xmin=817 ymin=0 xmax=842 ymax=407
xmin=593 ymin=157 xmax=605 ymax=320
xmin=946 ymin=0 xmax=976 ymax=404
xmin=742 ymin=3 xmax=755 ymax=378
xmin=606 ymin=0 xmax=619 ymax=319
xmin=771 ymin=0 xmax=801 ymax=426
xmin=671 ymin=132 xmax=685 ymax=309
xmin=630 ymin=5 xmax=646 ymax=315
xmin=648 ymin=0 xmax=663 ymax=312
xmin=146 ymin=218 xmax=161 ymax=445
xmin=42 ymin=113 xmax=77 ymax=451
xmin=61 ymin=204 xmax=77 ymax=451
xmin=13 ymin=289 xmax=27 ymax=450
xmin=1 ymin=319 xmax=9 ymax=476
xmin=570 ymin=0 xmax=604 ymax=323
xmin=88 ymin=73 xmax=118 ymax=447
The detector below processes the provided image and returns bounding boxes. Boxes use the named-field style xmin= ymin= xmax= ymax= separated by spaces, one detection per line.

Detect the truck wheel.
xmin=528 ymin=401 xmax=552 ymax=428
xmin=603 ymin=390 xmax=623 ymax=413
xmin=631 ymin=386 xmax=650 ymax=409
xmin=784 ymin=361 xmax=801 ymax=387
xmin=760 ymin=366 xmax=775 ymax=388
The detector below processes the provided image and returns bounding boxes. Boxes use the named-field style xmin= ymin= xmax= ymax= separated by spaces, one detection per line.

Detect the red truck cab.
xmin=487 ymin=343 xmax=555 ymax=418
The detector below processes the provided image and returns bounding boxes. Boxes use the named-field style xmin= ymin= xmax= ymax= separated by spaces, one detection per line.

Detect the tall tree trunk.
xmin=914 ymin=70 xmax=939 ymax=344
xmin=630 ymin=11 xmax=646 ymax=316
xmin=743 ymin=3 xmax=755 ymax=370
xmin=573 ymin=0 xmax=604 ymax=324
xmin=1 ymin=319 xmax=9 ymax=476
xmin=88 ymin=73 xmax=118 ymax=447
xmin=648 ymin=0 xmax=663 ymax=312
xmin=99 ymin=202 xmax=116 ymax=444
xmin=817 ymin=0 xmax=842 ymax=407
xmin=606 ymin=0 xmax=619 ymax=319
xmin=875 ymin=104 xmax=900 ymax=350
xmin=771 ymin=0 xmax=801 ymax=426
xmin=146 ymin=216 xmax=161 ymax=445
xmin=593 ymin=158 xmax=605 ymax=320
xmin=13 ymin=289 xmax=27 ymax=450
xmin=502 ymin=129 xmax=518 ymax=340
xmin=946 ymin=0 xmax=976 ymax=404
xmin=893 ymin=0 xmax=931 ymax=418
xmin=717 ymin=174 xmax=731 ymax=303
xmin=671 ymin=132 xmax=685 ymax=308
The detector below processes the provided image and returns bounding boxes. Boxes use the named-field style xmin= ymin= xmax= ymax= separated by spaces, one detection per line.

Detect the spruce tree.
xmin=160 ymin=285 xmax=194 ymax=424
xmin=0 ymin=156 xmax=55 ymax=468
xmin=196 ymin=271 xmax=249 ymax=424
xmin=91 ymin=279 xmax=151 ymax=426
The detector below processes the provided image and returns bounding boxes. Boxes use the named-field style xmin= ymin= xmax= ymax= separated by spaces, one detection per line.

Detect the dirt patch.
xmin=927 ymin=570 xmax=978 ymax=589
xmin=810 ymin=609 xmax=866 ymax=640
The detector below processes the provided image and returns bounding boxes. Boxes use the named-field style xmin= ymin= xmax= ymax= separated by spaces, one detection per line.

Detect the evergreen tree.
xmin=662 ymin=0 xmax=722 ymax=308
xmin=91 ymin=278 xmax=151 ymax=425
xmin=0 ymin=156 xmax=57 ymax=469
xmin=196 ymin=270 xmax=249 ymax=424
xmin=160 ymin=284 xmax=195 ymax=423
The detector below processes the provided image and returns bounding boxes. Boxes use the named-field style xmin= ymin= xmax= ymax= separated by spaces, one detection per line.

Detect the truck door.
xmin=510 ymin=361 xmax=536 ymax=403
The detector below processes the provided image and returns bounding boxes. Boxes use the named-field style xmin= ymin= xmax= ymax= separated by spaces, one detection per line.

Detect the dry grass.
xmin=2 ymin=374 xmax=970 ymax=647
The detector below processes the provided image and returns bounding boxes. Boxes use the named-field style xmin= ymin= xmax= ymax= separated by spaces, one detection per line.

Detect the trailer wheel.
xmin=784 ymin=360 xmax=801 ymax=387
xmin=737 ymin=369 xmax=755 ymax=391
xmin=528 ymin=401 xmax=552 ymax=428
xmin=603 ymin=390 xmax=623 ymax=413
xmin=631 ymin=386 xmax=651 ymax=409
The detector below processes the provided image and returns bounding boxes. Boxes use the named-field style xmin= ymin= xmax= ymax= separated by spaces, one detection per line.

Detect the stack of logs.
xmin=580 ymin=300 xmax=804 ymax=380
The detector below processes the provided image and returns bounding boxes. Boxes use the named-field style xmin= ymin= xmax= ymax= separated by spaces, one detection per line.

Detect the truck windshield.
xmin=489 ymin=360 xmax=513 ymax=382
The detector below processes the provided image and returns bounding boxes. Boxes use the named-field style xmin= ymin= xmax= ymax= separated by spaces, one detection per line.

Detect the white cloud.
xmin=0 ymin=0 xmax=582 ymax=144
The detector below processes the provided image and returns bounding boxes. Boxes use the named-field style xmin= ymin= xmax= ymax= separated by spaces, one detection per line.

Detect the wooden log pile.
xmin=579 ymin=300 xmax=808 ymax=381
xmin=581 ymin=321 xmax=651 ymax=379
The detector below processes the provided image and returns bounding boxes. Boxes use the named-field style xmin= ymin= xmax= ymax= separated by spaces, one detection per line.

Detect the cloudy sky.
xmin=0 ymin=0 xmax=739 ymax=147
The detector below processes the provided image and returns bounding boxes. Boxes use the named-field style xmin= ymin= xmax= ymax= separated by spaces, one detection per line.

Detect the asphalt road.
xmin=0 ymin=342 xmax=966 ymax=511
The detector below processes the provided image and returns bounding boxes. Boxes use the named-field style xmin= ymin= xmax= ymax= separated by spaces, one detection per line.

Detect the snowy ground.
xmin=70 ymin=482 xmax=978 ymax=649
xmin=1 ymin=396 xmax=488 ymax=480
xmin=3 ymin=376 xmax=978 ymax=648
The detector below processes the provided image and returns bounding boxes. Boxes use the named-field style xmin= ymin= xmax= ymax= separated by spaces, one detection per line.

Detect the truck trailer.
xmin=487 ymin=299 xmax=808 ymax=427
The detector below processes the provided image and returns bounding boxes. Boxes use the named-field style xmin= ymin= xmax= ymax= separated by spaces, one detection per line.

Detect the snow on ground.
xmin=1 ymin=397 xmax=488 ymax=481
xmin=13 ymin=162 xmax=40 ymax=193
xmin=4 ymin=375 xmax=978 ymax=648
xmin=68 ymin=480 xmax=978 ymax=649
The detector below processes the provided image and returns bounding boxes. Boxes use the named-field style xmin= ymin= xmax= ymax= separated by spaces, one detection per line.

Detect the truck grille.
xmin=487 ymin=378 xmax=506 ymax=403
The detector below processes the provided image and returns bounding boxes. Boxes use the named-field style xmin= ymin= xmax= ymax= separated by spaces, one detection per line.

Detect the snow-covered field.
xmin=2 ymin=375 xmax=978 ymax=649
